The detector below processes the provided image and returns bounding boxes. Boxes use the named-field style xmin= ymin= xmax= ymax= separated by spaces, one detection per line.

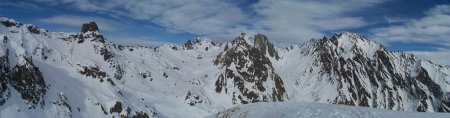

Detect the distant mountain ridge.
xmin=1 ymin=16 xmax=449 ymax=118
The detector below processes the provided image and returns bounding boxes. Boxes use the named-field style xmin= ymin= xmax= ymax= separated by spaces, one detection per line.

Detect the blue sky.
xmin=1 ymin=0 xmax=449 ymax=65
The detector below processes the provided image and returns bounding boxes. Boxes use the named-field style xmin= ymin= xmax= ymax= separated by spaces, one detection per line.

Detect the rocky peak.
xmin=81 ymin=22 xmax=100 ymax=33
xmin=225 ymin=33 xmax=280 ymax=60
xmin=213 ymin=33 xmax=288 ymax=104
xmin=253 ymin=34 xmax=280 ymax=60
xmin=326 ymin=32 xmax=386 ymax=58
xmin=77 ymin=22 xmax=106 ymax=44
xmin=193 ymin=38 xmax=212 ymax=44
xmin=332 ymin=32 xmax=366 ymax=41
xmin=230 ymin=35 xmax=250 ymax=47
xmin=183 ymin=38 xmax=216 ymax=50
xmin=331 ymin=32 xmax=383 ymax=49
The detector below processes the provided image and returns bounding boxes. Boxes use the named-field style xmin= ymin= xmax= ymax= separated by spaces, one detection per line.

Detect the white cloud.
xmin=35 ymin=0 xmax=247 ymax=37
xmin=380 ymin=5 xmax=450 ymax=66
xmin=34 ymin=0 xmax=385 ymax=43
xmin=108 ymin=36 xmax=168 ymax=47
xmin=383 ymin=16 xmax=409 ymax=24
xmin=250 ymin=0 xmax=384 ymax=43
xmin=38 ymin=15 xmax=124 ymax=32
xmin=0 ymin=1 xmax=42 ymax=10
xmin=155 ymin=0 xmax=247 ymax=35
xmin=370 ymin=5 xmax=450 ymax=46
xmin=409 ymin=48 xmax=450 ymax=66
xmin=371 ymin=5 xmax=450 ymax=66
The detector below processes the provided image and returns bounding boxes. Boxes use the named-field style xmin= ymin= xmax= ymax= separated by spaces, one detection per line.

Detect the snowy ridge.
xmin=0 ymin=16 xmax=449 ymax=118
xmin=333 ymin=32 xmax=385 ymax=59
xmin=275 ymin=32 xmax=450 ymax=112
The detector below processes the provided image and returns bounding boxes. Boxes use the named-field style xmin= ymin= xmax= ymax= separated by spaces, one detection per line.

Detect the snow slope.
xmin=210 ymin=102 xmax=450 ymax=118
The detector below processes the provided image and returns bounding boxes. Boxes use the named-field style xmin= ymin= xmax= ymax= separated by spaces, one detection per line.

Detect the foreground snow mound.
xmin=210 ymin=102 xmax=450 ymax=118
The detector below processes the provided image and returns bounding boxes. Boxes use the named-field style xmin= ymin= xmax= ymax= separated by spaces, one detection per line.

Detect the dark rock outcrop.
xmin=0 ymin=54 xmax=46 ymax=108
xmin=0 ymin=20 xmax=17 ymax=27
xmin=81 ymin=22 xmax=99 ymax=33
xmin=26 ymin=25 xmax=40 ymax=34
xmin=185 ymin=91 xmax=199 ymax=106
xmin=0 ymin=55 xmax=10 ymax=106
xmin=214 ymin=33 xmax=287 ymax=104
xmin=253 ymin=34 xmax=280 ymax=60
xmin=0 ymin=35 xmax=45 ymax=107
xmin=10 ymin=60 xmax=47 ymax=108
xmin=183 ymin=40 xmax=194 ymax=50
xmin=183 ymin=38 xmax=217 ymax=50
xmin=110 ymin=101 xmax=123 ymax=114
xmin=79 ymin=66 xmax=107 ymax=82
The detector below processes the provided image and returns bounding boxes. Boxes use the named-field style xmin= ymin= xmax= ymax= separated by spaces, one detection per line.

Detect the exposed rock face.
xmin=214 ymin=34 xmax=287 ymax=104
xmin=0 ymin=34 xmax=46 ymax=108
xmin=440 ymin=92 xmax=450 ymax=112
xmin=53 ymin=93 xmax=72 ymax=117
xmin=10 ymin=59 xmax=47 ymax=108
xmin=81 ymin=22 xmax=99 ymax=33
xmin=26 ymin=25 xmax=40 ymax=34
xmin=79 ymin=66 xmax=107 ymax=80
xmin=0 ymin=55 xmax=10 ymax=106
xmin=109 ymin=101 xmax=123 ymax=114
xmin=78 ymin=22 xmax=119 ymax=82
xmin=183 ymin=38 xmax=217 ymax=50
xmin=60 ymin=22 xmax=105 ymax=44
xmin=0 ymin=20 xmax=17 ymax=27
xmin=80 ymin=24 xmax=113 ymax=62
xmin=288 ymin=32 xmax=450 ymax=112
xmin=253 ymin=34 xmax=279 ymax=60
xmin=185 ymin=90 xmax=203 ymax=106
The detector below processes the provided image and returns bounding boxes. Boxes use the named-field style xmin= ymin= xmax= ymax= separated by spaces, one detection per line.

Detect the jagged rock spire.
xmin=81 ymin=22 xmax=99 ymax=33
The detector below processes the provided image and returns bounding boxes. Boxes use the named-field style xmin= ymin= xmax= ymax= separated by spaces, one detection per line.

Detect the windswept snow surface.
xmin=210 ymin=102 xmax=450 ymax=118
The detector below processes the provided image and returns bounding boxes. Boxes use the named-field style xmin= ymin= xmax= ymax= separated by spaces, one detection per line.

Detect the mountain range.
xmin=0 ymin=16 xmax=449 ymax=118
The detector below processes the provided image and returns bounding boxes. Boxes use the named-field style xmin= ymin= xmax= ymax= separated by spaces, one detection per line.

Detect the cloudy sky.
xmin=1 ymin=0 xmax=449 ymax=65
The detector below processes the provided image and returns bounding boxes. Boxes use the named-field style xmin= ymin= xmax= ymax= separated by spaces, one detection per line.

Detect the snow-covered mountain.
xmin=0 ymin=16 xmax=449 ymax=118
xmin=276 ymin=33 xmax=450 ymax=112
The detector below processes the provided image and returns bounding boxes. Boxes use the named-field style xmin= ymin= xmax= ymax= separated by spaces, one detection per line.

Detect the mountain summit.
xmin=213 ymin=33 xmax=287 ymax=104
xmin=81 ymin=22 xmax=100 ymax=33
